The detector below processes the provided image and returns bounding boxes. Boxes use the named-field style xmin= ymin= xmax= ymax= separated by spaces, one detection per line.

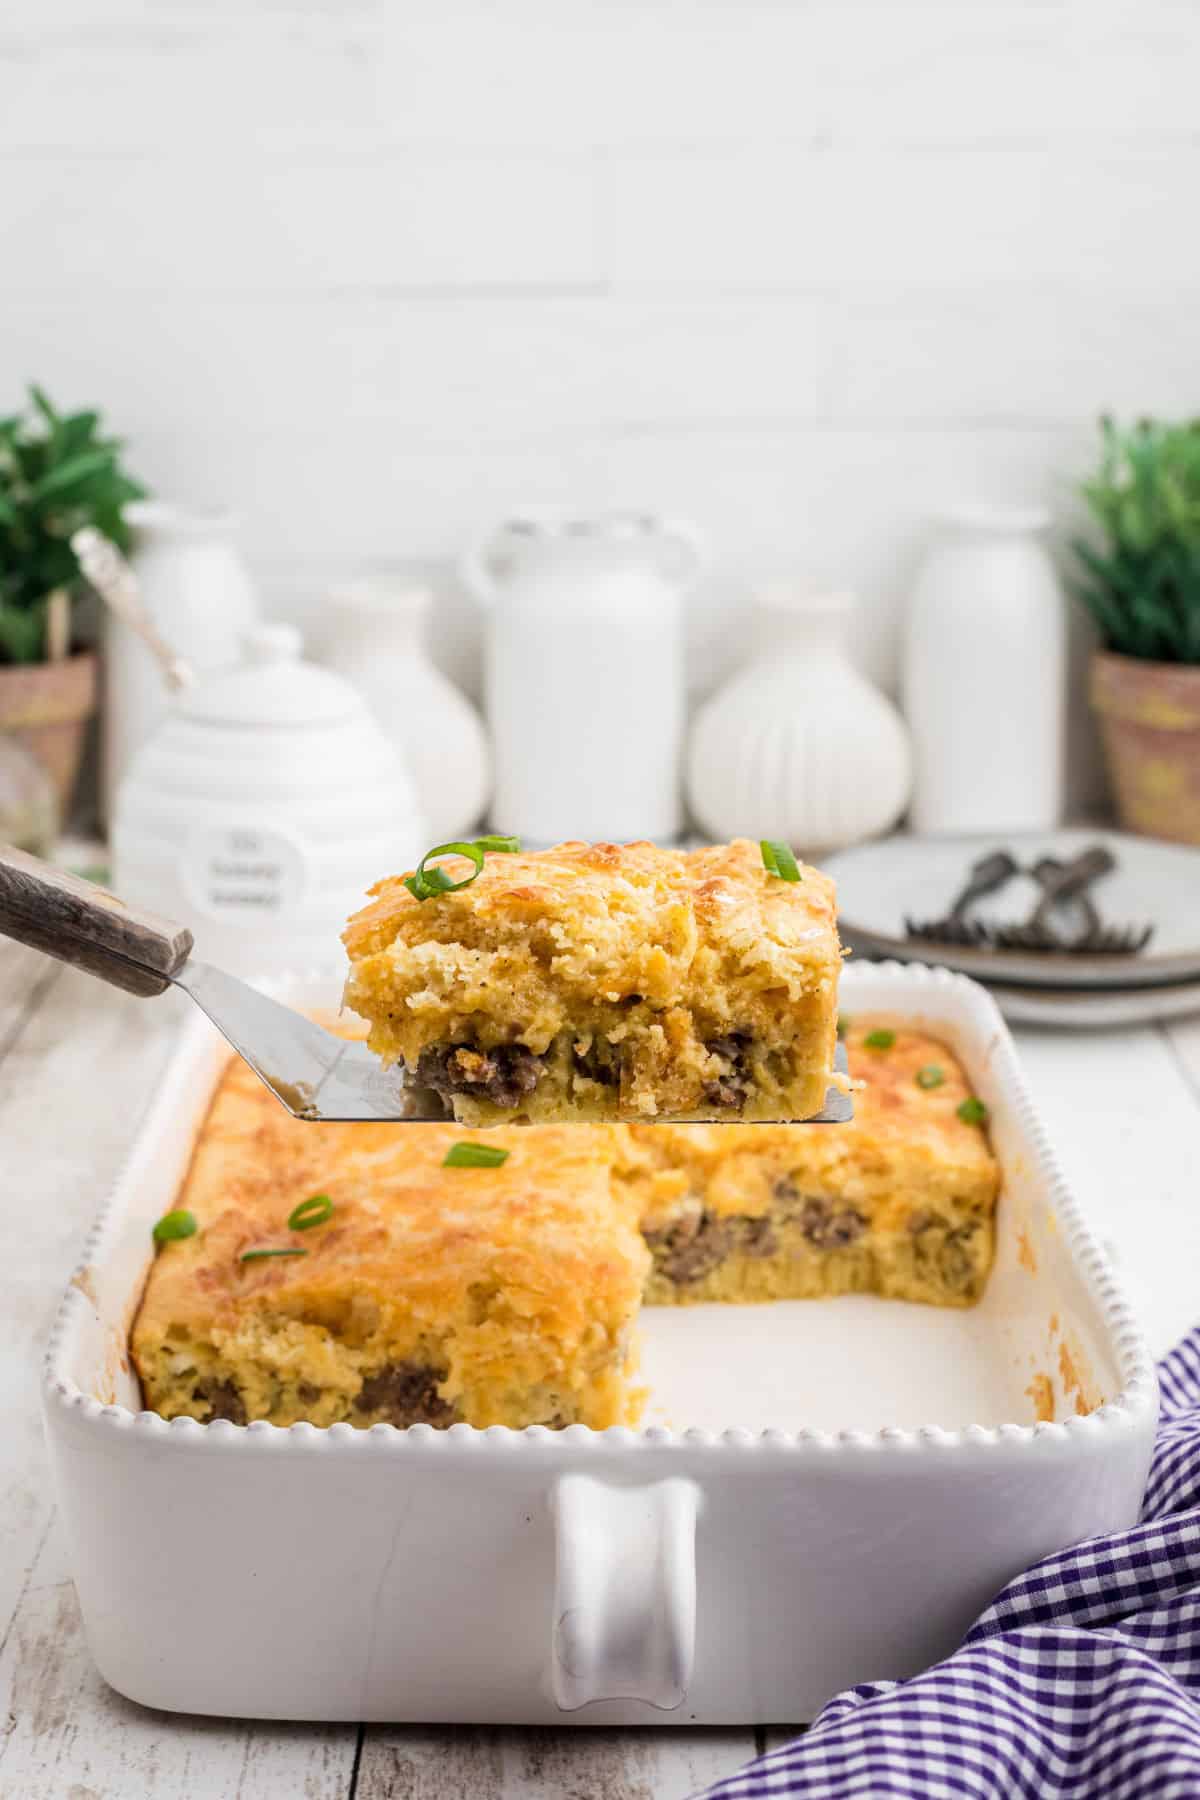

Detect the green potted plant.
xmin=1074 ymin=416 xmax=1200 ymax=845
xmin=0 ymin=387 xmax=146 ymax=821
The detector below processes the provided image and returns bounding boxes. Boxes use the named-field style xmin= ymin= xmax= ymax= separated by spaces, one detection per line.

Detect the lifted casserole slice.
xmin=132 ymin=1056 xmax=649 ymax=1430
xmin=615 ymin=1021 xmax=999 ymax=1308
xmin=341 ymin=838 xmax=843 ymax=1125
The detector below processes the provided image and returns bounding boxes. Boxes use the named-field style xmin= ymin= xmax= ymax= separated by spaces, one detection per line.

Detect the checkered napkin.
xmin=699 ymin=1330 xmax=1200 ymax=1799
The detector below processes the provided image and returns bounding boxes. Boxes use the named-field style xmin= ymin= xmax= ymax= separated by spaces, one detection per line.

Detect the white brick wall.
xmin=2 ymin=0 xmax=1197 ymax=804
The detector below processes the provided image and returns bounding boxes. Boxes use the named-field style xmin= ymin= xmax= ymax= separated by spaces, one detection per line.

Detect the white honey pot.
xmin=111 ymin=624 xmax=427 ymax=976
xmin=464 ymin=512 xmax=703 ymax=844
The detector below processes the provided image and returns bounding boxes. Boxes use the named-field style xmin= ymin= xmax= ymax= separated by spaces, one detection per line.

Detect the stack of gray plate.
xmin=821 ymin=828 xmax=1200 ymax=1029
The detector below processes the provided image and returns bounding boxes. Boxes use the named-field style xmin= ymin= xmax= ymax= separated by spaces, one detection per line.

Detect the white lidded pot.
xmin=112 ymin=624 xmax=427 ymax=977
xmin=903 ymin=504 xmax=1066 ymax=834
xmin=465 ymin=512 xmax=702 ymax=845
xmin=325 ymin=580 xmax=490 ymax=842
xmin=686 ymin=587 xmax=912 ymax=856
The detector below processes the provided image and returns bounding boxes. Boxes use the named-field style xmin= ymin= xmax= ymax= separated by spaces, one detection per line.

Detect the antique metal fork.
xmin=989 ymin=847 xmax=1154 ymax=954
xmin=905 ymin=843 xmax=1152 ymax=956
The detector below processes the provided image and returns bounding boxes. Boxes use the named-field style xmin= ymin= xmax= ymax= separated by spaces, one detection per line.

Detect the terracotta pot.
xmin=0 ymin=650 xmax=98 ymax=819
xmin=1090 ymin=651 xmax=1200 ymax=844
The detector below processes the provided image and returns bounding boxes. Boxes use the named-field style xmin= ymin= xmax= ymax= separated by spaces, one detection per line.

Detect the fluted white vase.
xmin=326 ymin=581 xmax=490 ymax=841
xmin=686 ymin=588 xmax=912 ymax=855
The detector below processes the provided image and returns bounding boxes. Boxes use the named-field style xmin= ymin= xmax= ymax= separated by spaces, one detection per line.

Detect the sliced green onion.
xmin=405 ymin=841 xmax=482 ymax=901
xmin=404 ymin=835 xmax=523 ymax=902
xmin=957 ymin=1096 xmax=988 ymax=1126
xmin=288 ymin=1193 xmax=333 ymax=1231
xmin=760 ymin=839 xmax=801 ymax=882
xmin=915 ymin=1065 xmax=945 ymax=1090
xmin=864 ymin=1028 xmax=896 ymax=1050
xmin=836 ymin=1015 xmax=851 ymax=1039
xmin=153 ymin=1208 xmax=197 ymax=1246
xmin=240 ymin=1246 xmax=309 ymax=1262
xmin=443 ymin=1141 xmax=511 ymax=1169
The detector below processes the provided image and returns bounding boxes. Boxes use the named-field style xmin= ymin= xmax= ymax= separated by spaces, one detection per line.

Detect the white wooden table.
xmin=2 ymin=939 xmax=1198 ymax=1799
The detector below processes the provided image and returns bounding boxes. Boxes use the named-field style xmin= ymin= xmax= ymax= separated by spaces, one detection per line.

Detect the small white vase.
xmin=686 ymin=588 xmax=912 ymax=855
xmin=325 ymin=581 xmax=489 ymax=841
xmin=903 ymin=504 xmax=1066 ymax=834
xmin=103 ymin=503 xmax=259 ymax=826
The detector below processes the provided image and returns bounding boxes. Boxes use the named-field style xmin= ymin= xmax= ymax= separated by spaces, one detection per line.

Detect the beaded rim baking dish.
xmin=42 ymin=960 xmax=1159 ymax=1725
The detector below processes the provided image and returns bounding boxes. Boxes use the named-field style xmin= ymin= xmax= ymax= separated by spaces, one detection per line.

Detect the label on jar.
xmin=181 ymin=824 xmax=308 ymax=919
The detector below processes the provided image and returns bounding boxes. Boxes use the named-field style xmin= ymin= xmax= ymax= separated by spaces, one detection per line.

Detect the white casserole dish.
xmin=43 ymin=962 xmax=1158 ymax=1725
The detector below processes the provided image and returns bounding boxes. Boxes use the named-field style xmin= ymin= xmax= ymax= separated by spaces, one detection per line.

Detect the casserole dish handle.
xmin=550 ymin=1473 xmax=700 ymax=1712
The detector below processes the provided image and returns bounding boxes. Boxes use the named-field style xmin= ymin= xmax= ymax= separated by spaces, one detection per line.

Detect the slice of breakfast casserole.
xmin=132 ymin=1055 xmax=649 ymax=1431
xmin=615 ymin=1021 xmax=999 ymax=1308
xmin=341 ymin=836 xmax=843 ymax=1125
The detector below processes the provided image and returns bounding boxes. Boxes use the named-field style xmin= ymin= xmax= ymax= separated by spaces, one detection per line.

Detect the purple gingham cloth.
xmin=700 ymin=1329 xmax=1200 ymax=1800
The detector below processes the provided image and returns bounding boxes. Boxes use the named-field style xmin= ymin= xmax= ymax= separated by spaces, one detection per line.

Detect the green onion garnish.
xmin=240 ymin=1246 xmax=309 ymax=1262
xmin=153 ymin=1208 xmax=197 ymax=1246
xmin=957 ymin=1096 xmax=988 ymax=1126
xmin=404 ymin=835 xmax=522 ymax=902
xmin=915 ymin=1065 xmax=945 ymax=1090
xmin=288 ymin=1193 xmax=333 ymax=1231
xmin=836 ymin=1015 xmax=851 ymax=1039
xmin=760 ymin=839 xmax=801 ymax=882
xmin=443 ymin=1141 xmax=511 ymax=1169
xmin=864 ymin=1028 xmax=896 ymax=1050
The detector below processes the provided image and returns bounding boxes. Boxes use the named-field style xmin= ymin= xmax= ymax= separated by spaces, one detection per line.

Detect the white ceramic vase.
xmin=112 ymin=625 xmax=426 ymax=976
xmin=686 ymin=588 xmax=912 ymax=855
xmin=466 ymin=512 xmax=701 ymax=845
xmin=102 ymin=502 xmax=260 ymax=826
xmin=325 ymin=581 xmax=489 ymax=841
xmin=903 ymin=504 xmax=1065 ymax=834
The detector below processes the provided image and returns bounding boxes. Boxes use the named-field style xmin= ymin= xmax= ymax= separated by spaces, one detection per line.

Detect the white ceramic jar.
xmin=465 ymin=513 xmax=702 ymax=844
xmin=112 ymin=625 xmax=426 ymax=976
xmin=686 ymin=588 xmax=912 ymax=855
xmin=903 ymin=505 xmax=1066 ymax=834
xmin=102 ymin=502 xmax=260 ymax=826
xmin=325 ymin=580 xmax=489 ymax=841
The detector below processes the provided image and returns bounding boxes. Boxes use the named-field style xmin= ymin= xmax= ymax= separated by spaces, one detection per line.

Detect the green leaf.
xmin=33 ymin=446 xmax=117 ymax=503
xmin=28 ymin=384 xmax=59 ymax=430
xmin=0 ymin=600 xmax=49 ymax=664
xmin=56 ymin=410 xmax=99 ymax=456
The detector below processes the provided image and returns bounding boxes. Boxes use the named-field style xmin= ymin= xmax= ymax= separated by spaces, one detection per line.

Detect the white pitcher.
xmin=464 ymin=513 xmax=702 ymax=844
xmin=102 ymin=502 xmax=259 ymax=825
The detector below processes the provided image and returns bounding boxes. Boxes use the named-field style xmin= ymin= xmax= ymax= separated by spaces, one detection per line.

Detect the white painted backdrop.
xmin=2 ymin=0 xmax=1198 ymax=805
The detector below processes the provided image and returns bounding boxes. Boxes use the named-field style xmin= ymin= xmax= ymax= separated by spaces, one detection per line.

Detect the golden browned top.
xmin=342 ymin=837 xmax=841 ymax=1059
xmin=134 ymin=1055 xmax=649 ymax=1351
xmin=618 ymin=1021 xmax=999 ymax=1231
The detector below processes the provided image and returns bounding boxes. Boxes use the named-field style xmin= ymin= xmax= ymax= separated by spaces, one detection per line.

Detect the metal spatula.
xmin=0 ymin=844 xmax=852 ymax=1124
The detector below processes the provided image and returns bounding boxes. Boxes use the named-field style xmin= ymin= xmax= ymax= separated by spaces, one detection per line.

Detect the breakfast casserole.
xmin=341 ymin=837 xmax=843 ymax=1125
xmin=132 ymin=1019 xmax=998 ymax=1430
xmin=617 ymin=1021 xmax=998 ymax=1308
xmin=131 ymin=1055 xmax=649 ymax=1431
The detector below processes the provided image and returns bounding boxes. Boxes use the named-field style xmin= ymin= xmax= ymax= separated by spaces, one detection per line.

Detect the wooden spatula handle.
xmin=0 ymin=844 xmax=193 ymax=998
